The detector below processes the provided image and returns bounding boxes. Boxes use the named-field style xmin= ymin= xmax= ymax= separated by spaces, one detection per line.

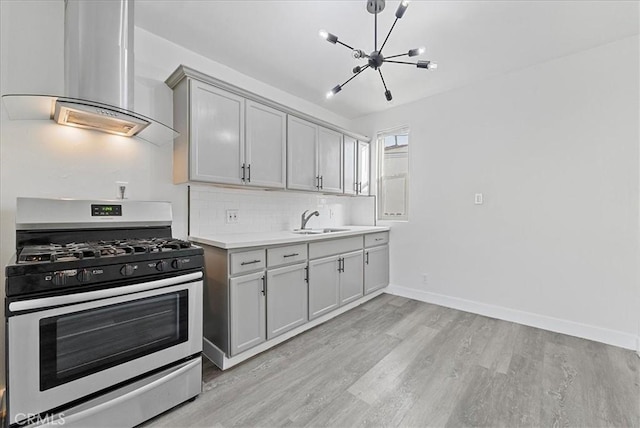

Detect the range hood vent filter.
xmin=53 ymin=101 xmax=150 ymax=137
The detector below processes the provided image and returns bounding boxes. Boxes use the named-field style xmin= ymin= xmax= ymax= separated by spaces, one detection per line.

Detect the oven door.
xmin=7 ymin=272 xmax=202 ymax=424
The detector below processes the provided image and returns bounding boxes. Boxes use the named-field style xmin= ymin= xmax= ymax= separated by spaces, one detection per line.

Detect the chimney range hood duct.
xmin=1 ymin=0 xmax=177 ymax=144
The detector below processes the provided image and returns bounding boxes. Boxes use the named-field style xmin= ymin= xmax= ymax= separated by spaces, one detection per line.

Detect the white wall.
xmin=354 ymin=36 xmax=640 ymax=350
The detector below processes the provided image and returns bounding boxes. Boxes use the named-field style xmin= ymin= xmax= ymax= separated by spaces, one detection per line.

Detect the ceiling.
xmin=136 ymin=0 xmax=639 ymax=120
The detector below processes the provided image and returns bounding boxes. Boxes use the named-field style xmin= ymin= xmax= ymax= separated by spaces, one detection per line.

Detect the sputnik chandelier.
xmin=320 ymin=0 xmax=437 ymax=102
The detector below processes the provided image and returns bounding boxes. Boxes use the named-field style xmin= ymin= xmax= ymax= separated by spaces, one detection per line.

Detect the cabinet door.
xmin=287 ymin=116 xmax=318 ymax=191
xmin=229 ymin=271 xmax=266 ymax=356
xmin=266 ymin=263 xmax=308 ymax=339
xmin=308 ymin=256 xmax=340 ymax=320
xmin=343 ymin=136 xmax=357 ymax=195
xmin=245 ymin=100 xmax=286 ymax=188
xmin=340 ymin=250 xmax=364 ymax=305
xmin=318 ymin=126 xmax=343 ymax=194
xmin=364 ymin=245 xmax=389 ymax=294
xmin=190 ymin=81 xmax=244 ymax=184
xmin=357 ymin=141 xmax=370 ymax=195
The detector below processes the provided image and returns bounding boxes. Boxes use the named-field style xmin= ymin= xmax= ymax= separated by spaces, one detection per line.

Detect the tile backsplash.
xmin=189 ymin=185 xmax=375 ymax=237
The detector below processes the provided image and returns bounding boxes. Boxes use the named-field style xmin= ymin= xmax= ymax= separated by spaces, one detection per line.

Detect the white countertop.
xmin=190 ymin=225 xmax=390 ymax=249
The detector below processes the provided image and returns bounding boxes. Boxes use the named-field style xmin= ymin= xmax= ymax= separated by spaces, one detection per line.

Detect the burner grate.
xmin=17 ymin=238 xmax=192 ymax=264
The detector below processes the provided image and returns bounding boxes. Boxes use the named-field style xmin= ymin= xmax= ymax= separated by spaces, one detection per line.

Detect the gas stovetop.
xmin=6 ymin=198 xmax=205 ymax=299
xmin=17 ymin=238 xmax=194 ymax=264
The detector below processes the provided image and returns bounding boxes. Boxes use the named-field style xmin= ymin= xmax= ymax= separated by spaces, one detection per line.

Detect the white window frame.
xmin=376 ymin=126 xmax=409 ymax=221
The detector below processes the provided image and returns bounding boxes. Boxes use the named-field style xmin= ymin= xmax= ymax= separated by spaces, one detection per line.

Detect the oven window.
xmin=39 ymin=290 xmax=189 ymax=391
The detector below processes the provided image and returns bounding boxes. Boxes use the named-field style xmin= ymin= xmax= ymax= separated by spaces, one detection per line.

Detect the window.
xmin=377 ymin=127 xmax=409 ymax=221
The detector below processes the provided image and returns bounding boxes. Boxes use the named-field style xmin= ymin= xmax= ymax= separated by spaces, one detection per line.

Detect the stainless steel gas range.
xmin=4 ymin=198 xmax=203 ymax=428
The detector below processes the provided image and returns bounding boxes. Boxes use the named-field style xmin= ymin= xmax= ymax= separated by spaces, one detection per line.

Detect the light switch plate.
xmin=474 ymin=193 xmax=483 ymax=205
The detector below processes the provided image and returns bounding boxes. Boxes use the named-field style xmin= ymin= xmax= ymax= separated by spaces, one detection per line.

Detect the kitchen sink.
xmin=291 ymin=228 xmax=349 ymax=235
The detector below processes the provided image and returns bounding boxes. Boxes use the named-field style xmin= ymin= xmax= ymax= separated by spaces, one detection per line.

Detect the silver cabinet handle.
xmin=304 ymin=266 xmax=309 ymax=283
xmin=283 ymin=253 xmax=299 ymax=258
xmin=320 ymin=175 xmax=324 ymax=189
xmin=241 ymin=259 xmax=261 ymax=266
xmin=247 ymin=164 xmax=251 ymax=182
xmin=241 ymin=163 xmax=246 ymax=182
xmin=261 ymin=275 xmax=266 ymax=296
xmin=366 ymin=251 xmax=369 ymax=265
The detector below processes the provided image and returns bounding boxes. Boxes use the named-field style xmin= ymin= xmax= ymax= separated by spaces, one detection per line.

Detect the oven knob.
xmin=171 ymin=259 xmax=184 ymax=269
xmin=52 ymin=272 xmax=67 ymax=286
xmin=77 ymin=269 xmax=93 ymax=283
xmin=156 ymin=260 xmax=168 ymax=271
xmin=120 ymin=264 xmax=135 ymax=276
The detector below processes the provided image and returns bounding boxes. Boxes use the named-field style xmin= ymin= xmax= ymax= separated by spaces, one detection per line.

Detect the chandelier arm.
xmin=384 ymin=53 xmax=409 ymax=60
xmin=383 ymin=59 xmax=417 ymax=65
xmin=340 ymin=64 xmax=370 ymax=88
xmin=375 ymin=10 xmax=378 ymax=51
xmin=336 ymin=40 xmax=355 ymax=50
xmin=378 ymin=69 xmax=389 ymax=92
xmin=379 ymin=17 xmax=399 ymax=53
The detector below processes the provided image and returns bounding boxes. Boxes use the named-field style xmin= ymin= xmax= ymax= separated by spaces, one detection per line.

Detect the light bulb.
xmin=428 ymin=62 xmax=438 ymax=69
xmin=418 ymin=46 xmax=425 ymax=55
xmin=326 ymin=85 xmax=342 ymax=99
xmin=319 ymin=30 xmax=328 ymax=40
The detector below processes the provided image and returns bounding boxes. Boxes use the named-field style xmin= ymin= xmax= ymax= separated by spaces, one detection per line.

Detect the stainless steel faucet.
xmin=301 ymin=210 xmax=320 ymax=230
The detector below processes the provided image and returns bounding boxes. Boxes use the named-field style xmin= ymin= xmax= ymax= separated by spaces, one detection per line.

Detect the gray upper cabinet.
xmin=189 ymin=80 xmax=245 ymax=185
xmin=343 ymin=136 xmax=357 ymax=195
xmin=266 ymin=263 xmax=308 ymax=339
xmin=318 ymin=126 xmax=343 ymax=193
xmin=229 ymin=271 xmax=266 ymax=356
xmin=172 ymin=78 xmax=285 ymax=188
xmin=287 ymin=116 xmax=319 ymax=191
xmin=245 ymin=100 xmax=286 ymax=188
xmin=168 ymin=67 xmax=368 ymax=192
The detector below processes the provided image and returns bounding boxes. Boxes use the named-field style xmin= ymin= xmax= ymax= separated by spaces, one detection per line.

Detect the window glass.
xmin=377 ymin=128 xmax=409 ymax=221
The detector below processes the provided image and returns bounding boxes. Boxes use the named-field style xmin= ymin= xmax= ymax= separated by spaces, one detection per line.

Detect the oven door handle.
xmin=8 ymin=271 xmax=203 ymax=313
xmin=45 ymin=358 xmax=201 ymax=427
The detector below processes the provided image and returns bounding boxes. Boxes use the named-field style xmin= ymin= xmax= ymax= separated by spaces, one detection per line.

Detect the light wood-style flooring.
xmin=146 ymin=294 xmax=640 ymax=427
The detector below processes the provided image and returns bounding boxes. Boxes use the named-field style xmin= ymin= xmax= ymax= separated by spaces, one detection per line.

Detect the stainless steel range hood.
xmin=1 ymin=0 xmax=177 ymax=145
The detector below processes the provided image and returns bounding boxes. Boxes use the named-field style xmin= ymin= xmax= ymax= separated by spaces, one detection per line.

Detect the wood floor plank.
xmin=348 ymin=325 xmax=439 ymax=404
xmin=398 ymin=314 xmax=502 ymax=427
xmin=145 ymin=295 xmax=640 ymax=428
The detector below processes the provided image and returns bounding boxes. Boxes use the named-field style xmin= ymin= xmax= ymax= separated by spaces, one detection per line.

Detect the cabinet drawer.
xmin=365 ymin=232 xmax=389 ymax=248
xmin=309 ymin=236 xmax=362 ymax=259
xmin=267 ymin=244 xmax=308 ymax=268
xmin=230 ymin=249 xmax=266 ymax=275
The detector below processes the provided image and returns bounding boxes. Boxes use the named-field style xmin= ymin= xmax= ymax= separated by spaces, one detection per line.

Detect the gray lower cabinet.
xmin=266 ymin=263 xmax=308 ymax=339
xmin=229 ymin=271 xmax=266 ymax=356
xmin=308 ymin=255 xmax=341 ymax=320
xmin=364 ymin=244 xmax=389 ymax=294
xmin=339 ymin=250 xmax=364 ymax=305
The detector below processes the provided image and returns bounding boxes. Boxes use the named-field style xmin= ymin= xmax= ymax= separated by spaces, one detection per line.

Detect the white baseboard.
xmin=385 ymin=284 xmax=639 ymax=352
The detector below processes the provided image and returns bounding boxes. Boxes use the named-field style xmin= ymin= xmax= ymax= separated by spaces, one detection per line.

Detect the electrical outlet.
xmin=422 ymin=273 xmax=428 ymax=284
xmin=226 ymin=209 xmax=239 ymax=224
xmin=116 ymin=181 xmax=128 ymax=200
xmin=474 ymin=193 xmax=483 ymax=205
